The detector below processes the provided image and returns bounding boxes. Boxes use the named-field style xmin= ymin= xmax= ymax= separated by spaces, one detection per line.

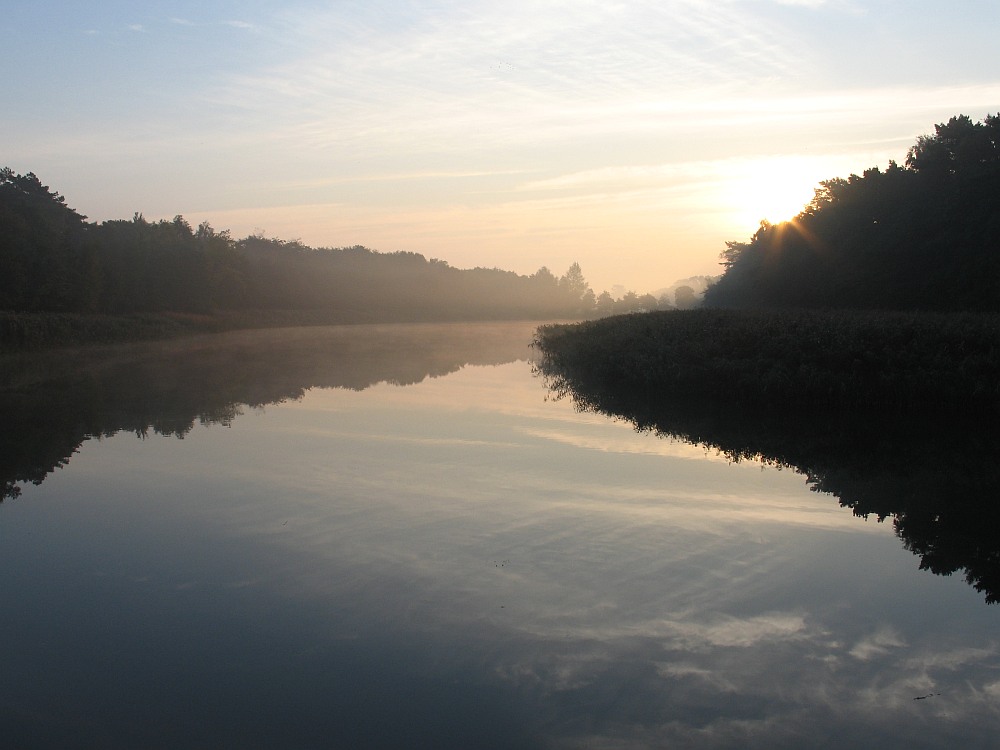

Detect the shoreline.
xmin=0 ymin=309 xmax=562 ymax=352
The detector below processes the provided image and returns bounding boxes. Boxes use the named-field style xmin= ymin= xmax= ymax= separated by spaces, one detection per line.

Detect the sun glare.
xmin=726 ymin=157 xmax=825 ymax=230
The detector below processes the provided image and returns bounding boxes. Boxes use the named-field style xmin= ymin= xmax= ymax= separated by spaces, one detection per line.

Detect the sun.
xmin=745 ymin=171 xmax=816 ymax=224
xmin=726 ymin=156 xmax=825 ymax=230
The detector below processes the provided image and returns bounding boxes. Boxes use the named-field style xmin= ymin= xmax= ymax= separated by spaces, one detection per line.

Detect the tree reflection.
xmin=536 ymin=354 xmax=1000 ymax=603
xmin=0 ymin=322 xmax=537 ymax=501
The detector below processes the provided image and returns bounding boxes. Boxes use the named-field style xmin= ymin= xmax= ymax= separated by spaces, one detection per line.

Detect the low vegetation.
xmin=536 ymin=308 xmax=999 ymax=412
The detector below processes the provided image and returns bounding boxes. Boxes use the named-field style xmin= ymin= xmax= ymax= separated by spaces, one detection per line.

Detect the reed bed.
xmin=535 ymin=309 xmax=1000 ymax=412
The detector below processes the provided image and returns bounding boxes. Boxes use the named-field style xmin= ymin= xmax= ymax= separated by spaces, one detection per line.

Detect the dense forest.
xmin=0 ymin=169 xmax=617 ymax=323
xmin=704 ymin=114 xmax=1000 ymax=312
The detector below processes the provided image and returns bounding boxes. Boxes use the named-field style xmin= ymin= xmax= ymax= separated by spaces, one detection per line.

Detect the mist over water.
xmin=1 ymin=323 xmax=998 ymax=749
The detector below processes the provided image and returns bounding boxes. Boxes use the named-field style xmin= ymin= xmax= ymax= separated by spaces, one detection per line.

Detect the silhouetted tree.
xmin=674 ymin=285 xmax=696 ymax=309
xmin=704 ymin=113 xmax=1000 ymax=312
xmin=0 ymin=168 xmax=603 ymax=323
xmin=618 ymin=290 xmax=640 ymax=313
xmin=595 ymin=290 xmax=614 ymax=317
xmin=0 ymin=169 xmax=93 ymax=311
xmin=637 ymin=293 xmax=659 ymax=312
xmin=558 ymin=262 xmax=595 ymax=315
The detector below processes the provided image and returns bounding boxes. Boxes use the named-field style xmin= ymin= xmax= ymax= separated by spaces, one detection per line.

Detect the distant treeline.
xmin=705 ymin=113 xmax=1000 ymax=312
xmin=0 ymin=168 xmax=610 ymax=324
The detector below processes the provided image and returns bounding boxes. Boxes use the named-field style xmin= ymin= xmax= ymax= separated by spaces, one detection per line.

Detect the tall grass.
xmin=535 ymin=309 xmax=1000 ymax=412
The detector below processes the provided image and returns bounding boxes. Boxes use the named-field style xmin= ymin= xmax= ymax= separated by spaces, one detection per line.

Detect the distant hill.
xmin=703 ymin=114 xmax=1000 ymax=312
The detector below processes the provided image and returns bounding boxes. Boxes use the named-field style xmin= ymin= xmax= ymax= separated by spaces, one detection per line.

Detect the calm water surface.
xmin=1 ymin=323 xmax=997 ymax=749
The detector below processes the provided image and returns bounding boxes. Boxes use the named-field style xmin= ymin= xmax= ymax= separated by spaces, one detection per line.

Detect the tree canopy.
xmin=0 ymin=172 xmax=614 ymax=322
xmin=0 ymin=169 xmax=94 ymax=312
xmin=703 ymin=114 xmax=1000 ymax=312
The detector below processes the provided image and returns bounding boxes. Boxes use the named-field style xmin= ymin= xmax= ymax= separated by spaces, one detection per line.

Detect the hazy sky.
xmin=5 ymin=1 xmax=999 ymax=293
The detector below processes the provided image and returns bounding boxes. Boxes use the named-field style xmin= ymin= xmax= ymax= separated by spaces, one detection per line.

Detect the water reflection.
xmin=3 ymin=323 xmax=999 ymax=748
xmin=0 ymin=322 xmax=538 ymax=500
xmin=535 ymin=350 xmax=1000 ymax=603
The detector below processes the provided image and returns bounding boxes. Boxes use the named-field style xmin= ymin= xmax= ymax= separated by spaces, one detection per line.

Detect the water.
xmin=1 ymin=323 xmax=997 ymax=749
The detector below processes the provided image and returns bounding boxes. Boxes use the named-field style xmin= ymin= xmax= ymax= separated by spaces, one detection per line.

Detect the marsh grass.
xmin=535 ymin=309 xmax=1000 ymax=412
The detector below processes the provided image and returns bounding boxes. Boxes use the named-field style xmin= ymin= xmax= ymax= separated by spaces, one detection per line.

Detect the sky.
xmin=4 ymin=0 xmax=999 ymax=294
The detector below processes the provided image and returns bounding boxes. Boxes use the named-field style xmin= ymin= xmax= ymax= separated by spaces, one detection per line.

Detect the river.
xmin=1 ymin=322 xmax=997 ymax=749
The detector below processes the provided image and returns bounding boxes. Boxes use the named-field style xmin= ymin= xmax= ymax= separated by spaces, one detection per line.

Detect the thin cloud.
xmin=285 ymin=169 xmax=531 ymax=187
xmin=849 ymin=627 xmax=907 ymax=661
xmin=224 ymin=0 xmax=817 ymax=117
xmin=213 ymin=6 xmax=1000 ymax=171
xmin=224 ymin=20 xmax=259 ymax=31
xmin=166 ymin=17 xmax=260 ymax=32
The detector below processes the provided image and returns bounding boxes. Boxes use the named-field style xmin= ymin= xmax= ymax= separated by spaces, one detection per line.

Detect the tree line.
xmin=704 ymin=114 xmax=1000 ymax=312
xmin=0 ymin=169 xmax=643 ymax=322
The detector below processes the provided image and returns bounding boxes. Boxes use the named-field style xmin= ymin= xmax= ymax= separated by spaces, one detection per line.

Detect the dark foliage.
xmin=704 ymin=114 xmax=1000 ymax=312
xmin=0 ymin=169 xmax=96 ymax=312
xmin=535 ymin=309 xmax=999 ymax=412
xmin=0 ymin=170 xmax=599 ymax=335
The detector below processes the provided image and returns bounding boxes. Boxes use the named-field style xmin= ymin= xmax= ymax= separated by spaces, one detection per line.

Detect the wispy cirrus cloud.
xmin=13 ymin=0 xmax=1000 ymax=293
xmin=849 ymin=627 xmax=907 ymax=661
xmin=215 ymin=0 xmax=818 ymax=133
xmin=210 ymin=0 xmax=1000 ymax=181
xmin=224 ymin=20 xmax=259 ymax=31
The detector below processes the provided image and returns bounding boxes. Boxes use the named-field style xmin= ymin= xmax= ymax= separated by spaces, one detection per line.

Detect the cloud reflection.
xmin=5 ymin=323 xmax=1000 ymax=747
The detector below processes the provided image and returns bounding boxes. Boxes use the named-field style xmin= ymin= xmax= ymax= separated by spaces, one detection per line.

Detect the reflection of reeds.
xmin=535 ymin=311 xmax=1000 ymax=603
xmin=535 ymin=309 xmax=1000 ymax=412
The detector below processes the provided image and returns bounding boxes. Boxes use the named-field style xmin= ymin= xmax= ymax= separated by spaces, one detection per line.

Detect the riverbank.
xmin=534 ymin=308 xmax=1000 ymax=412
xmin=0 ymin=309 xmax=553 ymax=352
